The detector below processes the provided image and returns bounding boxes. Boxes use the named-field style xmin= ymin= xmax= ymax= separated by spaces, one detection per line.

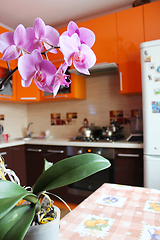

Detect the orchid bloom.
xmin=18 ymin=49 xmax=57 ymax=92
xmin=61 ymin=21 xmax=95 ymax=48
xmin=0 ymin=18 xmax=96 ymax=93
xmin=53 ymin=62 xmax=71 ymax=97
xmin=32 ymin=18 xmax=60 ymax=54
xmin=0 ymin=24 xmax=26 ymax=61
xmin=59 ymin=33 xmax=96 ymax=75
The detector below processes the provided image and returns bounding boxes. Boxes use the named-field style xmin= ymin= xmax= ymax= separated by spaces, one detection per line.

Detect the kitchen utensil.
xmin=78 ymin=118 xmax=91 ymax=138
xmin=130 ymin=116 xmax=143 ymax=134
xmin=0 ymin=124 xmax=4 ymax=142
xmin=0 ymin=124 xmax=4 ymax=134
xmin=78 ymin=119 xmax=102 ymax=139
xmin=102 ymin=121 xmax=124 ymax=137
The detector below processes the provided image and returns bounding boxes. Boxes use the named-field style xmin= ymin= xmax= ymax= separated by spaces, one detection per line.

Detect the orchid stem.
xmin=0 ymin=66 xmax=18 ymax=90
xmin=41 ymin=46 xmax=60 ymax=55
xmin=0 ymin=46 xmax=60 ymax=90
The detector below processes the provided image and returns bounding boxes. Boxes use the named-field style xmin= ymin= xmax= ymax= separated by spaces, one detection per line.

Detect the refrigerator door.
xmin=144 ymin=154 xmax=160 ymax=189
xmin=140 ymin=40 xmax=160 ymax=155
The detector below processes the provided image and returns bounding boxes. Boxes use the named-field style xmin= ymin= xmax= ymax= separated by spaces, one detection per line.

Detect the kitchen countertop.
xmin=0 ymin=138 xmax=143 ymax=149
xmin=59 ymin=183 xmax=160 ymax=239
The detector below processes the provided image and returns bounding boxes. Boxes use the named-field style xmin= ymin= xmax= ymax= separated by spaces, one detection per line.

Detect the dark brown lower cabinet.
xmin=12 ymin=145 xmax=27 ymax=186
xmin=25 ymin=144 xmax=45 ymax=187
xmin=25 ymin=145 xmax=68 ymax=202
xmin=115 ymin=148 xmax=143 ymax=187
xmin=0 ymin=145 xmax=26 ymax=186
xmin=43 ymin=145 xmax=68 ymax=202
xmin=0 ymin=147 xmax=13 ymax=169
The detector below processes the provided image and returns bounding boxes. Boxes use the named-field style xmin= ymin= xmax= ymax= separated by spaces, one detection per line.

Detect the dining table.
xmin=59 ymin=183 xmax=160 ymax=239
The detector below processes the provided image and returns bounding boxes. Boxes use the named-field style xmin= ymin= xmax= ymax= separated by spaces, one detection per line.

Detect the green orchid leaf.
xmin=0 ymin=204 xmax=31 ymax=240
xmin=33 ymin=153 xmax=111 ymax=194
xmin=0 ymin=180 xmax=38 ymax=203
xmin=0 ymin=180 xmax=30 ymax=199
xmin=0 ymin=181 xmax=38 ymax=220
xmin=43 ymin=158 xmax=53 ymax=172
xmin=2 ymin=204 xmax=36 ymax=240
xmin=0 ymin=192 xmax=38 ymax=220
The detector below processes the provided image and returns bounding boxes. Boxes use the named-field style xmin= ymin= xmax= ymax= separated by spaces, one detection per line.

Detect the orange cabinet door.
xmin=16 ymin=70 xmax=41 ymax=102
xmin=78 ymin=13 xmax=118 ymax=64
xmin=0 ymin=60 xmax=17 ymax=101
xmin=41 ymin=73 xmax=86 ymax=101
xmin=143 ymin=1 xmax=160 ymax=41
xmin=0 ymin=26 xmax=11 ymax=60
xmin=0 ymin=26 xmax=17 ymax=101
xmin=116 ymin=6 xmax=144 ymax=94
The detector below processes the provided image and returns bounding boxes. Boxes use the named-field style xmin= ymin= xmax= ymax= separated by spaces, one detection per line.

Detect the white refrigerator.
xmin=140 ymin=39 xmax=160 ymax=189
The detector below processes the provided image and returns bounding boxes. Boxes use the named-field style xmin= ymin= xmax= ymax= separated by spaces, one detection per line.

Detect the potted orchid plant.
xmin=0 ymin=18 xmax=111 ymax=240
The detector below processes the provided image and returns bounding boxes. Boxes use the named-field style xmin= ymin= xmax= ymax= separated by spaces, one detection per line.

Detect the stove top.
xmin=71 ymin=134 xmax=124 ymax=142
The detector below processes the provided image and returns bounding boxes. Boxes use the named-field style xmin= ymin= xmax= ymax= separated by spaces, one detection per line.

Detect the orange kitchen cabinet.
xmin=116 ymin=6 xmax=144 ymax=94
xmin=78 ymin=13 xmax=118 ymax=64
xmin=143 ymin=0 xmax=160 ymax=41
xmin=0 ymin=26 xmax=17 ymax=101
xmin=0 ymin=26 xmax=12 ymax=59
xmin=16 ymin=70 xmax=42 ymax=102
xmin=40 ymin=72 xmax=86 ymax=101
xmin=0 ymin=60 xmax=17 ymax=101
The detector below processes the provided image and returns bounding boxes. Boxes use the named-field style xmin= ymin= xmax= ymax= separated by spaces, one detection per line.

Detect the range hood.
xmin=69 ymin=62 xmax=118 ymax=76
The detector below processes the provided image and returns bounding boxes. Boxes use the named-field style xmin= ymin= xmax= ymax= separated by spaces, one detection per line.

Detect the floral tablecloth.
xmin=59 ymin=183 xmax=160 ymax=239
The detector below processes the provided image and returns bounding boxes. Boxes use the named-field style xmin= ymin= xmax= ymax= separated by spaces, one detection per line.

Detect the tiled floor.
xmin=60 ymin=208 xmax=70 ymax=219
xmin=53 ymin=200 xmax=77 ymax=219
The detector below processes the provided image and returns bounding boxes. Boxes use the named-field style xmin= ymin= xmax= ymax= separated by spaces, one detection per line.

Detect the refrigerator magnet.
xmin=152 ymin=101 xmax=160 ymax=113
xmin=148 ymin=75 xmax=152 ymax=80
xmin=154 ymin=88 xmax=160 ymax=94
xmin=154 ymin=77 xmax=160 ymax=82
xmin=157 ymin=66 xmax=160 ymax=72
xmin=144 ymin=50 xmax=148 ymax=55
xmin=150 ymin=63 xmax=155 ymax=69
xmin=145 ymin=56 xmax=151 ymax=62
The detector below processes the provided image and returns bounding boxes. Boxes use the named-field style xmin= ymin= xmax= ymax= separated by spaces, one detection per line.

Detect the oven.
xmin=67 ymin=146 xmax=115 ymax=198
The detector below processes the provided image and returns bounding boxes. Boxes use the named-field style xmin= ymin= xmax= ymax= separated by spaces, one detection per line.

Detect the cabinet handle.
xmin=0 ymin=96 xmax=11 ymax=99
xmin=0 ymin=152 xmax=7 ymax=156
xmin=120 ymin=72 xmax=123 ymax=91
xmin=44 ymin=95 xmax=68 ymax=99
xmin=47 ymin=150 xmax=64 ymax=154
xmin=20 ymin=97 xmax=37 ymax=100
xmin=118 ymin=153 xmax=139 ymax=158
xmin=26 ymin=148 xmax=42 ymax=152
xmin=55 ymin=95 xmax=67 ymax=98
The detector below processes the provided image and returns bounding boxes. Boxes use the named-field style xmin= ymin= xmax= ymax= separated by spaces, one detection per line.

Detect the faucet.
xmin=26 ymin=122 xmax=34 ymax=138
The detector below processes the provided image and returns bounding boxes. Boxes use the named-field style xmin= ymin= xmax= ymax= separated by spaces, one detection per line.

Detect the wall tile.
xmin=0 ymin=72 xmax=142 ymax=140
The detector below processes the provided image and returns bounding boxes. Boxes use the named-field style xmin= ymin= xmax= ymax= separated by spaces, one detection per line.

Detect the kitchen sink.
xmin=15 ymin=137 xmax=38 ymax=141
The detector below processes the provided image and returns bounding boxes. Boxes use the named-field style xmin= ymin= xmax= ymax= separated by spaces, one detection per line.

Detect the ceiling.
xmin=0 ymin=0 xmax=135 ymax=30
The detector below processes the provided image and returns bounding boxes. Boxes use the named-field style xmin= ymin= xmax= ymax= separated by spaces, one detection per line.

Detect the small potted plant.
xmin=0 ymin=153 xmax=111 ymax=240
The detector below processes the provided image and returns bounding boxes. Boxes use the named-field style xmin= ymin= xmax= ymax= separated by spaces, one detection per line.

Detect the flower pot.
xmin=24 ymin=206 xmax=60 ymax=240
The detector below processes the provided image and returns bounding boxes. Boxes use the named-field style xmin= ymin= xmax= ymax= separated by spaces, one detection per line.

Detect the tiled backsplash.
xmin=0 ymin=72 xmax=142 ymax=139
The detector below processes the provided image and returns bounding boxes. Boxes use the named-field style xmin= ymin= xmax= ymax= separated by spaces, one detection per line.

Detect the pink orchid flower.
xmin=0 ymin=24 xmax=26 ymax=61
xmin=32 ymin=18 xmax=60 ymax=54
xmin=53 ymin=62 xmax=71 ymax=97
xmin=18 ymin=49 xmax=57 ymax=92
xmin=59 ymin=33 xmax=96 ymax=75
xmin=61 ymin=21 xmax=95 ymax=48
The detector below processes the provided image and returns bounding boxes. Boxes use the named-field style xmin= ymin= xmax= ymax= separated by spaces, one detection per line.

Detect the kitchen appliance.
xmin=69 ymin=62 xmax=118 ymax=76
xmin=78 ymin=118 xmax=102 ymax=140
xmin=126 ymin=115 xmax=143 ymax=142
xmin=140 ymin=39 xmax=160 ymax=189
xmin=67 ymin=146 xmax=115 ymax=198
xmin=101 ymin=121 xmax=124 ymax=141
xmin=74 ymin=120 xmax=124 ymax=142
xmin=0 ymin=124 xmax=4 ymax=142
